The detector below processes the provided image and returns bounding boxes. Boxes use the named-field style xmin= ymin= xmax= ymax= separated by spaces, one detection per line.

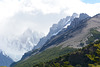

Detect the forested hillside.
xmin=34 ymin=40 xmax=100 ymax=67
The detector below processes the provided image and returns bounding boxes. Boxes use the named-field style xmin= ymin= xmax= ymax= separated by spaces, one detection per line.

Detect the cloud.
xmin=19 ymin=0 xmax=100 ymax=16
xmin=0 ymin=0 xmax=20 ymax=20
xmin=0 ymin=0 xmax=100 ymax=35
xmin=0 ymin=11 xmax=66 ymax=36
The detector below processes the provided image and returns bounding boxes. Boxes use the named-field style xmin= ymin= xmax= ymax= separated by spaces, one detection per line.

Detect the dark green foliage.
xmin=80 ymin=43 xmax=84 ymax=47
xmin=75 ymin=64 xmax=82 ymax=67
xmin=33 ymin=40 xmax=100 ymax=67
xmin=87 ymin=29 xmax=100 ymax=44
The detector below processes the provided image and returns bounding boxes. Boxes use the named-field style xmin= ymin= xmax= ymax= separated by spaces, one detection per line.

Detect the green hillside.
xmin=34 ymin=40 xmax=100 ymax=67
xmin=87 ymin=28 xmax=100 ymax=44
xmin=12 ymin=46 xmax=76 ymax=67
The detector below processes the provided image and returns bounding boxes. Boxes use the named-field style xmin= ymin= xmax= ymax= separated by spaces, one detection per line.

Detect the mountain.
xmin=34 ymin=13 xmax=79 ymax=49
xmin=39 ymin=13 xmax=90 ymax=51
xmin=0 ymin=29 xmax=44 ymax=61
xmin=0 ymin=50 xmax=13 ymax=67
xmin=19 ymin=13 xmax=79 ymax=61
xmin=11 ymin=13 xmax=100 ymax=67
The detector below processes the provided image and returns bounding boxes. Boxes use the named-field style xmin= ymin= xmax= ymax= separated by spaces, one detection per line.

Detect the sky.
xmin=0 ymin=0 xmax=100 ymax=36
xmin=82 ymin=0 xmax=100 ymax=4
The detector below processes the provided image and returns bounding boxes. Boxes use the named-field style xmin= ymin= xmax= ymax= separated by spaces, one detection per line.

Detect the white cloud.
xmin=0 ymin=0 xmax=99 ymax=36
xmin=0 ymin=0 xmax=20 ymax=20
xmin=0 ymin=0 xmax=99 ymax=20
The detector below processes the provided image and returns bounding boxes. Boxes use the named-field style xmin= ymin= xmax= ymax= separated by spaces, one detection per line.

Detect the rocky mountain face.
xmin=34 ymin=13 xmax=79 ymax=49
xmin=0 ymin=51 xmax=13 ymax=67
xmin=39 ymin=13 xmax=90 ymax=51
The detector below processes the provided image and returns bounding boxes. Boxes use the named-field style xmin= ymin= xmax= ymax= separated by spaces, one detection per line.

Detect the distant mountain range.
xmin=0 ymin=50 xmax=13 ymax=67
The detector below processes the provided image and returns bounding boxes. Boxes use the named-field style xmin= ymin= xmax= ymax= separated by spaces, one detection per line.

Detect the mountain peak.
xmin=79 ymin=13 xmax=90 ymax=21
xmin=0 ymin=51 xmax=13 ymax=67
xmin=93 ymin=13 xmax=100 ymax=18
xmin=72 ymin=13 xmax=79 ymax=18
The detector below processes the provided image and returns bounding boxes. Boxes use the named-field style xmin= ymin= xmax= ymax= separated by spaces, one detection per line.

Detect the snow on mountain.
xmin=68 ymin=13 xmax=90 ymax=29
xmin=35 ymin=13 xmax=79 ymax=49
xmin=64 ymin=13 xmax=79 ymax=28
xmin=0 ymin=29 xmax=44 ymax=61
